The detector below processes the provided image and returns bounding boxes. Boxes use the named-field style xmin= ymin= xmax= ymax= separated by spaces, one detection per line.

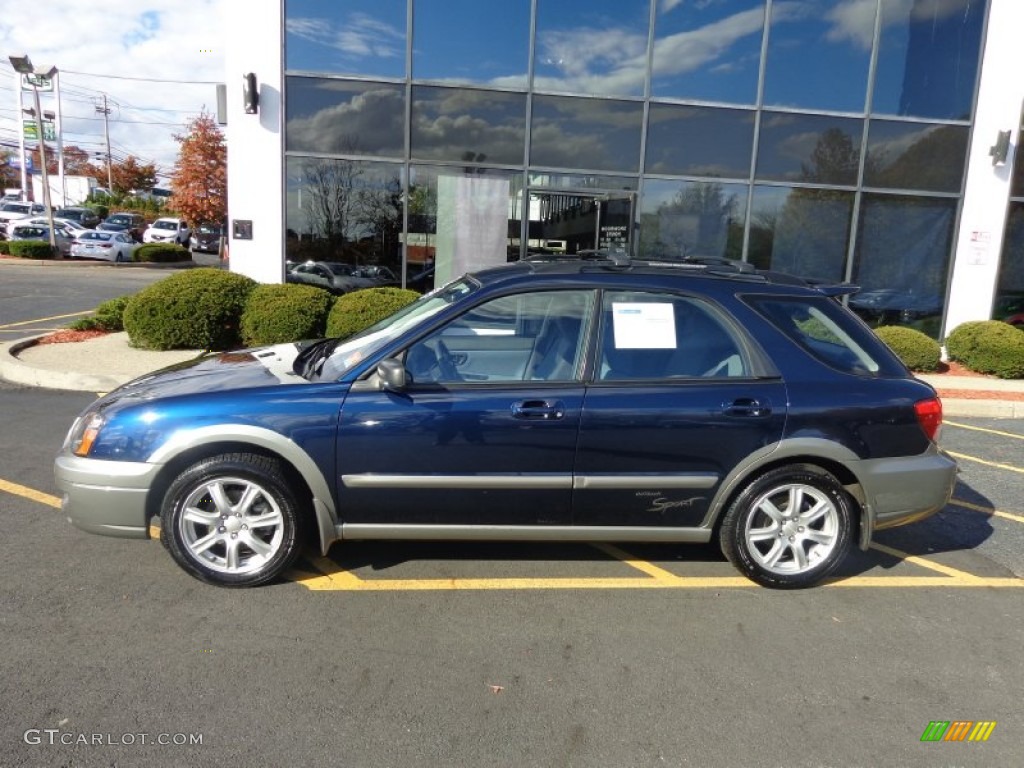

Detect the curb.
xmin=0 ymin=257 xmax=199 ymax=269
xmin=0 ymin=336 xmax=133 ymax=392
xmin=931 ymin=397 xmax=1024 ymax=419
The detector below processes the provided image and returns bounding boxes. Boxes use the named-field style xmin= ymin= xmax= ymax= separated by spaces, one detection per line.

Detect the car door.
xmin=573 ymin=289 xmax=787 ymax=528
xmin=335 ymin=289 xmax=596 ymax=527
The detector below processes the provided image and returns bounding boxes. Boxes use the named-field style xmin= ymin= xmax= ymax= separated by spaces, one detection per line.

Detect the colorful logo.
xmin=920 ymin=721 xmax=996 ymax=742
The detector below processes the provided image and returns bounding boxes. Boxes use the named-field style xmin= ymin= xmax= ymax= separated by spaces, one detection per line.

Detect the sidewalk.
xmin=2 ymin=331 xmax=1023 ymax=418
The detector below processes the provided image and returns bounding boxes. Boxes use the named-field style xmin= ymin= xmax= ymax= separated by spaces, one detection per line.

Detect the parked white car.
xmin=0 ymin=201 xmax=46 ymax=234
xmin=26 ymin=216 xmax=91 ymax=238
xmin=142 ymin=217 xmax=190 ymax=246
xmin=70 ymin=230 xmax=137 ymax=262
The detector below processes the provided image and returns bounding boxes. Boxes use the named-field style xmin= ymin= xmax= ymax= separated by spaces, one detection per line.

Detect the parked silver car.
xmin=8 ymin=223 xmax=74 ymax=256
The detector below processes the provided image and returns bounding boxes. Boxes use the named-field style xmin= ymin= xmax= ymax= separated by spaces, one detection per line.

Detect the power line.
xmin=60 ymin=69 xmax=222 ymax=85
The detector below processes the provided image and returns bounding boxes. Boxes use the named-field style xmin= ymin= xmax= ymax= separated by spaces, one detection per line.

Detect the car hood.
xmin=103 ymin=342 xmax=317 ymax=404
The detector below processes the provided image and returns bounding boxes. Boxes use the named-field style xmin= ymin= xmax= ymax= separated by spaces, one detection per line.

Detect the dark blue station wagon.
xmin=55 ymin=256 xmax=956 ymax=588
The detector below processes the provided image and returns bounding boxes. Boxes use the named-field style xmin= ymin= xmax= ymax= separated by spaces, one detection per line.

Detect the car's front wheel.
xmin=160 ymin=453 xmax=305 ymax=587
xmin=720 ymin=464 xmax=854 ymax=588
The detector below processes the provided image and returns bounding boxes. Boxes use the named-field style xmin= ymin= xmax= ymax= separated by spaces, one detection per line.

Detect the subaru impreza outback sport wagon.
xmin=55 ymin=255 xmax=957 ymax=588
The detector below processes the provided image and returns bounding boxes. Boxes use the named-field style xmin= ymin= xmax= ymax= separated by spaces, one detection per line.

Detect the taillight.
xmin=914 ymin=397 xmax=943 ymax=442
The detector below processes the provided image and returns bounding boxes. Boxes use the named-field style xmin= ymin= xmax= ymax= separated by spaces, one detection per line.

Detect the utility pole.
xmin=95 ymin=95 xmax=113 ymax=192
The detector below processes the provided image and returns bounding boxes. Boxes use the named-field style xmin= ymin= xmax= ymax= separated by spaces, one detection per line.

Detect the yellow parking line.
xmin=945 ymin=420 xmax=1024 ymax=440
xmin=869 ymin=542 xmax=983 ymax=581
xmin=589 ymin=542 xmax=685 ymax=584
xmin=0 ymin=311 xmax=91 ymax=330
xmin=948 ymin=451 xmax=1024 ymax=475
xmin=0 ymin=478 xmax=61 ymax=509
xmin=950 ymin=498 xmax=1024 ymax=525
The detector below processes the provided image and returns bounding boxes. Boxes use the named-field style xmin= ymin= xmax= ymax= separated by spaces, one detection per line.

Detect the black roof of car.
xmin=471 ymin=252 xmax=859 ymax=297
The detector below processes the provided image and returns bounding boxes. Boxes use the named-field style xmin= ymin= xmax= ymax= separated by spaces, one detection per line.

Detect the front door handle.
xmin=511 ymin=400 xmax=565 ymax=420
xmin=724 ymin=398 xmax=771 ymax=417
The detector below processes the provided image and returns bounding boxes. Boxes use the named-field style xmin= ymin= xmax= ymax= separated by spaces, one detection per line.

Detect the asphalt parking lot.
xmin=1 ymin=374 xmax=1021 ymax=767
xmin=1 ymin=269 xmax=1022 ymax=766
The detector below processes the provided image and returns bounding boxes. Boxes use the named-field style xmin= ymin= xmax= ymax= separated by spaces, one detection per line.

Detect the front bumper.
xmin=54 ymin=454 xmax=162 ymax=538
xmin=853 ymin=446 xmax=958 ymax=548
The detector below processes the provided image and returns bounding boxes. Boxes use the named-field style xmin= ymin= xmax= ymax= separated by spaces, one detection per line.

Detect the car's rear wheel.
xmin=160 ymin=453 xmax=304 ymax=587
xmin=720 ymin=464 xmax=854 ymax=588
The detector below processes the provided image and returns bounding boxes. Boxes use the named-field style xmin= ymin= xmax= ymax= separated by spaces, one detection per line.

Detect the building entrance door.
xmin=527 ymin=191 xmax=634 ymax=256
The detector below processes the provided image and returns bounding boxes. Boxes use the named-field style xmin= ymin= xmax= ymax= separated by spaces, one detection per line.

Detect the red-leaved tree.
xmin=169 ymin=112 xmax=226 ymax=226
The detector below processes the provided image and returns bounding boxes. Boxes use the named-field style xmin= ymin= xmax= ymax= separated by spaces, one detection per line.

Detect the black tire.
xmin=160 ymin=453 xmax=305 ymax=587
xmin=720 ymin=464 xmax=854 ymax=589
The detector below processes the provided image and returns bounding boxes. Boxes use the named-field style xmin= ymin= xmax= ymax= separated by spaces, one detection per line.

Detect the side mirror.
xmin=377 ymin=358 xmax=407 ymax=391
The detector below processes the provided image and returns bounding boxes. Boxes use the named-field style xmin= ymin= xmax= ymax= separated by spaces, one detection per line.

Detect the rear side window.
xmin=747 ymin=295 xmax=903 ymax=376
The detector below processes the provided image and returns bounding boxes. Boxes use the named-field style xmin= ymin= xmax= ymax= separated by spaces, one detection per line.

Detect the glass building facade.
xmin=281 ymin=0 xmax=1002 ymax=337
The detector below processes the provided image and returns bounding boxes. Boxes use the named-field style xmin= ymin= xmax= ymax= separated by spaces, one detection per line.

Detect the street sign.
xmin=23 ymin=121 xmax=57 ymax=142
xmin=21 ymin=73 xmax=54 ymax=92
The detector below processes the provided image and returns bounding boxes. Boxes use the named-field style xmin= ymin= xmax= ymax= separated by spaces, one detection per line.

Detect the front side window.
xmin=404 ymin=289 xmax=595 ymax=384
xmin=597 ymin=291 xmax=748 ymax=380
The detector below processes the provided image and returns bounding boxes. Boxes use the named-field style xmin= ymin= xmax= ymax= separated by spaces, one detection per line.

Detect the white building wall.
xmin=944 ymin=0 xmax=1022 ymax=335
xmin=224 ymin=0 xmax=285 ymax=284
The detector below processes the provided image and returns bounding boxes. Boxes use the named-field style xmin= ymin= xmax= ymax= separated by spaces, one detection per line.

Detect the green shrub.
xmin=123 ymin=268 xmax=257 ymax=350
xmin=944 ymin=320 xmax=1024 ymax=379
xmin=69 ymin=294 xmax=133 ymax=332
xmin=326 ymin=287 xmax=420 ymax=339
xmin=240 ymin=284 xmax=334 ymax=346
xmin=874 ymin=326 xmax=941 ymax=372
xmin=0 ymin=241 xmax=9 ymax=255
xmin=89 ymin=204 xmax=109 ymax=220
xmin=7 ymin=240 xmax=56 ymax=259
xmin=133 ymin=243 xmax=190 ymax=263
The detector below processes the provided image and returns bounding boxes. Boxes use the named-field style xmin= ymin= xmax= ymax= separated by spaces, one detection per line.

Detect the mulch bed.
xmin=35 ymin=329 xmax=110 ymax=345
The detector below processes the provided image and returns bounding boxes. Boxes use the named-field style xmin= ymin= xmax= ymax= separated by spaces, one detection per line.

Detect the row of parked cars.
xmin=0 ymin=200 xmax=222 ymax=262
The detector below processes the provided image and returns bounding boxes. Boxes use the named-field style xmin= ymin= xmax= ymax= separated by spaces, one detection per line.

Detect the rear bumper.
xmin=853 ymin=447 xmax=958 ymax=548
xmin=54 ymin=454 xmax=161 ymax=538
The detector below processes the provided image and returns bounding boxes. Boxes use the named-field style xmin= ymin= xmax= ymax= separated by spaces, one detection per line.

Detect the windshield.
xmin=315 ymin=279 xmax=475 ymax=381
xmin=154 ymin=221 xmax=177 ymax=230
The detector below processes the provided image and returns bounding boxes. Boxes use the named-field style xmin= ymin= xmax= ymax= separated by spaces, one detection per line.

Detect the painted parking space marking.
xmin=948 ymin=450 xmax=1024 ymax=475
xmin=946 ymin=420 xmax=1024 ymax=441
xmin=950 ymin=497 xmax=1024 ymax=525
xmin=2 ymin=477 xmax=1019 ymax=591
xmin=0 ymin=310 xmax=91 ymax=330
xmin=0 ymin=478 xmax=61 ymax=509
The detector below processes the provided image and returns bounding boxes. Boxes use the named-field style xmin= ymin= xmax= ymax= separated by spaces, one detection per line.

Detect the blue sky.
xmin=1 ymin=1 xmax=226 ymax=181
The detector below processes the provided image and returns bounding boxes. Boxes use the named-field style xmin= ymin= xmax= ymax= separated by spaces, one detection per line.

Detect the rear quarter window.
xmin=745 ymin=295 xmax=905 ymax=377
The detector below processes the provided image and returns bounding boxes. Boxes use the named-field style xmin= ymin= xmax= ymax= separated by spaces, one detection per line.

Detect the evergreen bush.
xmin=7 ymin=241 xmax=56 ymax=259
xmin=874 ymin=326 xmax=941 ymax=372
xmin=240 ymin=284 xmax=334 ymax=346
xmin=123 ymin=268 xmax=257 ymax=350
xmin=69 ymin=295 xmax=133 ymax=332
xmin=133 ymin=243 xmax=190 ymax=263
xmin=945 ymin=320 xmax=1024 ymax=379
xmin=326 ymin=287 xmax=420 ymax=339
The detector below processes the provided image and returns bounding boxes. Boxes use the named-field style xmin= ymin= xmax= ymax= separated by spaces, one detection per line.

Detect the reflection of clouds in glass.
xmin=869 ymin=124 xmax=941 ymax=164
xmin=530 ymin=122 xmax=613 ymax=167
xmin=826 ymin=0 xmax=968 ymax=50
xmin=653 ymin=3 xmax=798 ymax=79
xmin=412 ymin=92 xmax=525 ymax=164
xmin=288 ymin=86 xmax=404 ymax=155
xmin=287 ymin=12 xmax=404 ymax=62
xmin=776 ymin=130 xmax=825 ymax=162
xmin=535 ymin=27 xmax=648 ymax=95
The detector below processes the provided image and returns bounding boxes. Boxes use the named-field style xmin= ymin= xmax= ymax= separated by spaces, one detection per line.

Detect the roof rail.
xmin=526 ymin=248 xmax=631 ymax=267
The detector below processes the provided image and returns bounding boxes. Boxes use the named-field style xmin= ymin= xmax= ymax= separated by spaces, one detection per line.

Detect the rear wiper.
xmin=293 ymin=338 xmax=340 ymax=379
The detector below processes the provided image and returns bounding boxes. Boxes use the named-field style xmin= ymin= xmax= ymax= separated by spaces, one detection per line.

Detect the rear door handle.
xmin=511 ymin=400 xmax=565 ymax=420
xmin=724 ymin=398 xmax=771 ymax=417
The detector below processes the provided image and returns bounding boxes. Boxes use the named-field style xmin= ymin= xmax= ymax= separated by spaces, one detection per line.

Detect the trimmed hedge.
xmin=133 ymin=243 xmax=191 ymax=263
xmin=945 ymin=320 xmax=1024 ymax=379
xmin=0 ymin=241 xmax=9 ymax=255
xmin=69 ymin=294 xmax=133 ymax=332
xmin=874 ymin=326 xmax=941 ymax=372
xmin=8 ymin=240 xmax=56 ymax=259
xmin=123 ymin=268 xmax=257 ymax=350
xmin=326 ymin=287 xmax=420 ymax=339
xmin=241 ymin=283 xmax=334 ymax=346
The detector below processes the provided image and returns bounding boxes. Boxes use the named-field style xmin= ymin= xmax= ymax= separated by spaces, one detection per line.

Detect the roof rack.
xmin=525 ymin=248 xmax=631 ymax=267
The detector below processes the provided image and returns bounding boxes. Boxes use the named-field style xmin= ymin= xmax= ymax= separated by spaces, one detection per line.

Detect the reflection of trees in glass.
xmin=298 ymin=158 xmax=402 ymax=266
xmin=865 ymin=124 xmax=967 ymax=192
xmin=799 ymin=128 xmax=861 ymax=185
xmin=640 ymin=182 xmax=742 ymax=260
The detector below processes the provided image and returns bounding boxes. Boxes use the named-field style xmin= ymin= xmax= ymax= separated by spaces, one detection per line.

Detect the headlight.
xmin=66 ymin=411 xmax=106 ymax=457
